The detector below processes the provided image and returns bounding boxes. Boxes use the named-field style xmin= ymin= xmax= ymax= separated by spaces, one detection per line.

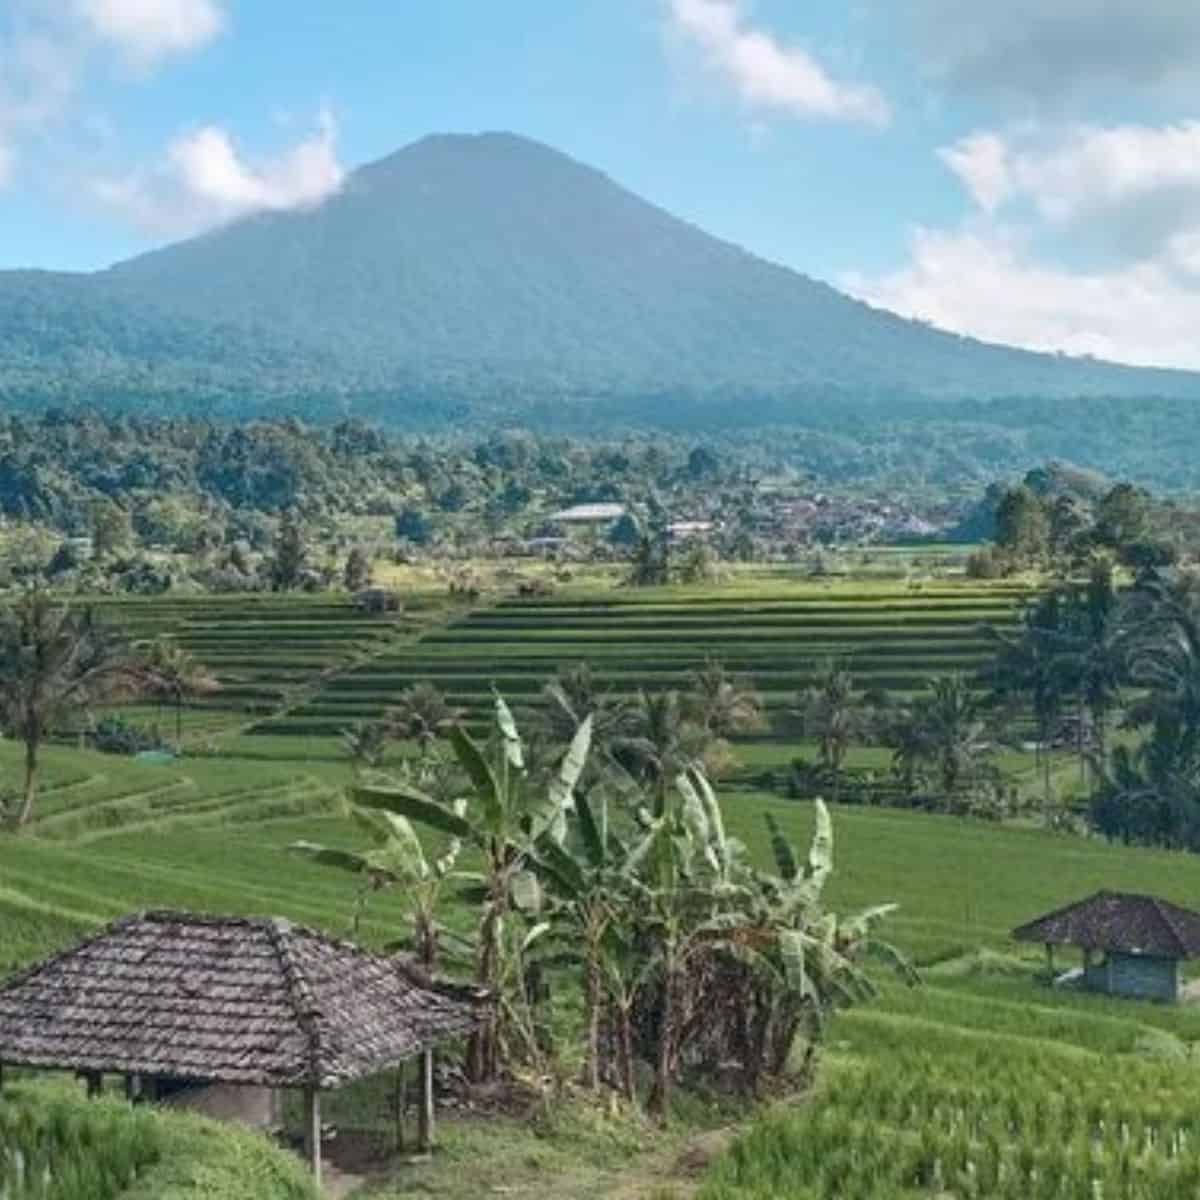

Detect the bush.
xmin=91 ymin=716 xmax=169 ymax=756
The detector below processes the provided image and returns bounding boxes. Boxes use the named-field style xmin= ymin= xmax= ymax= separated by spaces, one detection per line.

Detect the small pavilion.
xmin=1013 ymin=890 xmax=1200 ymax=1003
xmin=0 ymin=910 xmax=487 ymax=1185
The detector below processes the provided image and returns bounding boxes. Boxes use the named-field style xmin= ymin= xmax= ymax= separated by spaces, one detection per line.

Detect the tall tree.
xmin=0 ymin=590 xmax=144 ymax=829
xmin=269 ymin=509 xmax=306 ymax=591
xmin=343 ymin=546 xmax=372 ymax=591
xmin=994 ymin=485 xmax=1049 ymax=565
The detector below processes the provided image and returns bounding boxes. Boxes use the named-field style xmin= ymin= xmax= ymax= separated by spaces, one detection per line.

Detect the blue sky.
xmin=3 ymin=1 xmax=1200 ymax=368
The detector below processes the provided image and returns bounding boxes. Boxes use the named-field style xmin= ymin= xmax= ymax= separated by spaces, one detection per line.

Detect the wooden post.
xmin=303 ymin=1086 xmax=322 ymax=1187
xmin=85 ymin=1072 xmax=102 ymax=1099
xmin=417 ymin=1050 xmax=434 ymax=1152
xmin=393 ymin=1065 xmax=407 ymax=1153
xmin=1045 ymin=943 xmax=1055 ymax=974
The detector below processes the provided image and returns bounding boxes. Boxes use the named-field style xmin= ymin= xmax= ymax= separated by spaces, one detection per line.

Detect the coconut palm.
xmin=142 ymin=636 xmax=220 ymax=749
xmin=613 ymin=689 xmax=708 ymax=815
xmin=383 ymin=682 xmax=463 ymax=752
xmin=886 ymin=675 xmax=991 ymax=802
xmin=794 ymin=660 xmax=870 ymax=802
xmin=1053 ymin=558 xmax=1125 ymax=780
xmin=0 ymin=589 xmax=146 ymax=830
xmin=980 ymin=592 xmax=1067 ymax=809
xmin=685 ymin=658 xmax=767 ymax=740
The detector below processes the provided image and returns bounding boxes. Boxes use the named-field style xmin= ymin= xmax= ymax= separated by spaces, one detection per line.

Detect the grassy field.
xmin=5 ymin=574 xmax=1197 ymax=1198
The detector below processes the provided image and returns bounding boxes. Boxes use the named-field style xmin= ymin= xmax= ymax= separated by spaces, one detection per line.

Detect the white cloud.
xmin=77 ymin=0 xmax=226 ymax=66
xmin=938 ymin=132 xmax=1012 ymax=214
xmin=951 ymin=123 xmax=1200 ymax=229
xmin=92 ymin=107 xmax=345 ymax=236
xmin=0 ymin=142 xmax=14 ymax=189
xmin=846 ymin=225 xmax=1200 ymax=371
xmin=666 ymin=0 xmax=889 ymax=127
xmin=849 ymin=118 xmax=1200 ymax=370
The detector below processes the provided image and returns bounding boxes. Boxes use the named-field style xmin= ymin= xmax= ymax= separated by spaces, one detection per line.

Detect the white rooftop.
xmin=550 ymin=503 xmax=626 ymax=523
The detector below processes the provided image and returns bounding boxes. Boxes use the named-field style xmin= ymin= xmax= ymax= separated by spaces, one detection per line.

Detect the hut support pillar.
xmin=417 ymin=1050 xmax=434 ymax=1152
xmin=1045 ymin=943 xmax=1055 ymax=974
xmin=84 ymin=1072 xmax=102 ymax=1099
xmin=393 ymin=1065 xmax=407 ymax=1153
xmin=303 ymin=1086 xmax=322 ymax=1186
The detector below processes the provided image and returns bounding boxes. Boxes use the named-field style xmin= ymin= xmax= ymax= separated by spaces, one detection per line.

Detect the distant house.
xmin=667 ymin=520 xmax=715 ymax=541
xmin=549 ymin=502 xmax=626 ymax=525
xmin=1012 ymin=890 xmax=1200 ymax=1003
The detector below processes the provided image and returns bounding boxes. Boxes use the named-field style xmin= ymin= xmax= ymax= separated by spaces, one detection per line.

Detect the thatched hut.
xmin=1013 ymin=890 xmax=1200 ymax=1002
xmin=0 ymin=911 xmax=487 ymax=1183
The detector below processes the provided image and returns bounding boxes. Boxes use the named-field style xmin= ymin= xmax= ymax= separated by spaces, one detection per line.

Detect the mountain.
xmin=2 ymin=130 xmax=1199 ymax=425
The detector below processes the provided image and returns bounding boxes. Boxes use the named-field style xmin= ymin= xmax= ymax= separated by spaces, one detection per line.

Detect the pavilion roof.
xmin=1012 ymin=890 xmax=1200 ymax=959
xmin=0 ymin=911 xmax=486 ymax=1089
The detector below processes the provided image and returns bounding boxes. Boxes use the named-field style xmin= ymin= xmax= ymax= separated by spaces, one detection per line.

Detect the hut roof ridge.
xmin=1012 ymin=890 xmax=1200 ymax=959
xmin=0 ymin=909 xmax=486 ymax=1090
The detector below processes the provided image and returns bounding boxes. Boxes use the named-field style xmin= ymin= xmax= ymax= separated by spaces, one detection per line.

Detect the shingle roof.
xmin=0 ymin=911 xmax=487 ymax=1089
xmin=1012 ymin=890 xmax=1200 ymax=959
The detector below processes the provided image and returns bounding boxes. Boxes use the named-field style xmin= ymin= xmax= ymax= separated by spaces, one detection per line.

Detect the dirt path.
xmin=333 ymin=1120 xmax=740 ymax=1200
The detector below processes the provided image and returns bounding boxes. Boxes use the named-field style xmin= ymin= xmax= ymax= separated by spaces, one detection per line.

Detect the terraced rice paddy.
xmin=80 ymin=592 xmax=445 ymax=739
xmin=258 ymin=582 xmax=1030 ymax=739
xmin=701 ymin=979 xmax=1200 ymax=1199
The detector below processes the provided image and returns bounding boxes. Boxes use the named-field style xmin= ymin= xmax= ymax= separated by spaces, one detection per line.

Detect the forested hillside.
xmin=2 ymin=133 xmax=1199 ymax=427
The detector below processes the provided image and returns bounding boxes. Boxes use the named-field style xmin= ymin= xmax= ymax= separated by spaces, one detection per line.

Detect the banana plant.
xmin=535 ymin=779 xmax=666 ymax=1094
xmin=289 ymin=803 xmax=469 ymax=970
xmin=354 ymin=696 xmax=593 ymax=1081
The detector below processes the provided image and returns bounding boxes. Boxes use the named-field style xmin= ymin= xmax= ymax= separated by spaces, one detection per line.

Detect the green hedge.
xmin=0 ymin=1081 xmax=318 ymax=1200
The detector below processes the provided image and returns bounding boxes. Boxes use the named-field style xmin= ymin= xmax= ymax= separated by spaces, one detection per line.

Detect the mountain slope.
xmin=2 ymin=131 xmax=1199 ymax=421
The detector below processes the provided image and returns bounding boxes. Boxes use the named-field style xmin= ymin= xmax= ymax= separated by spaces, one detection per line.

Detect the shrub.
xmin=91 ymin=716 xmax=169 ymax=756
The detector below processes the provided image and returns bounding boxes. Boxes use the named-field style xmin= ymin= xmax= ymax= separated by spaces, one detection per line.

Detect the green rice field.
xmin=251 ymin=579 xmax=1030 ymax=739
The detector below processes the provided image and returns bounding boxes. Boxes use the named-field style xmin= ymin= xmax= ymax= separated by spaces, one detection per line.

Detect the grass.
xmin=0 ymin=1078 xmax=317 ymax=1200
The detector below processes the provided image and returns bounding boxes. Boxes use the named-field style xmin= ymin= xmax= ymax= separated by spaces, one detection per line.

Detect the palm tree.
xmin=142 ymin=636 xmax=220 ymax=750
xmin=886 ymin=675 xmax=991 ymax=802
xmin=980 ymin=593 xmax=1066 ymax=810
xmin=1054 ymin=558 xmax=1125 ymax=782
xmin=340 ymin=720 xmax=390 ymax=772
xmin=794 ymin=660 xmax=869 ymax=802
xmin=383 ymin=682 xmax=462 ymax=753
xmin=613 ymin=690 xmax=708 ymax=815
xmin=685 ymin=658 xmax=767 ymax=740
xmin=0 ymin=589 xmax=146 ymax=830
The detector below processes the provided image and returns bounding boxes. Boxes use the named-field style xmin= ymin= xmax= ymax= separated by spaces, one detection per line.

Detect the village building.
xmin=0 ymin=910 xmax=487 ymax=1185
xmin=1012 ymin=890 xmax=1200 ymax=1003
xmin=548 ymin=502 xmax=626 ymax=525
